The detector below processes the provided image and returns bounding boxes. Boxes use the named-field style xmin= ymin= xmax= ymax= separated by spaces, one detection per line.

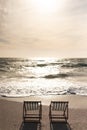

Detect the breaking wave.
xmin=0 ymin=58 xmax=87 ymax=97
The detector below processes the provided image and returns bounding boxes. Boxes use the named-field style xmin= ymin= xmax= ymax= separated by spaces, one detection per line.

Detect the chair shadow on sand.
xmin=20 ymin=121 xmax=41 ymax=130
xmin=50 ymin=121 xmax=71 ymax=130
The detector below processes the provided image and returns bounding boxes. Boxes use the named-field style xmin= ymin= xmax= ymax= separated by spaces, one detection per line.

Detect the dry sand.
xmin=0 ymin=95 xmax=87 ymax=130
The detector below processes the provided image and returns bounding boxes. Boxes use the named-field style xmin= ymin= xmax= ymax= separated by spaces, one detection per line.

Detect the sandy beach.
xmin=0 ymin=95 xmax=87 ymax=130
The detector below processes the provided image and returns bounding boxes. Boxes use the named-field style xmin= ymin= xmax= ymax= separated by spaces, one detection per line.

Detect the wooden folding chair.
xmin=23 ymin=101 xmax=42 ymax=123
xmin=49 ymin=101 xmax=69 ymax=122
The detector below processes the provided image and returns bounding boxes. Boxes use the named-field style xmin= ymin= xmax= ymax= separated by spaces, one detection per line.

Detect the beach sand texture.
xmin=0 ymin=95 xmax=87 ymax=130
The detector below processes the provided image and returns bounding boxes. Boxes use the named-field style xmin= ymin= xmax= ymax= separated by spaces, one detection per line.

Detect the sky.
xmin=0 ymin=0 xmax=87 ymax=58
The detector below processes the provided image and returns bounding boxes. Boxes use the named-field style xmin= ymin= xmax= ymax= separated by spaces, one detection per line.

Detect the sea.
xmin=0 ymin=58 xmax=87 ymax=97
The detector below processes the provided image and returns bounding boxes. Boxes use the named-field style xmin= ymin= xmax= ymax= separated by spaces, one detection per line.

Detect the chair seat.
xmin=50 ymin=115 xmax=67 ymax=120
xmin=24 ymin=115 xmax=40 ymax=117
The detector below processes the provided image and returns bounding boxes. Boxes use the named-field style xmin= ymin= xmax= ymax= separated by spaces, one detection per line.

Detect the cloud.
xmin=0 ymin=38 xmax=9 ymax=44
xmin=65 ymin=0 xmax=87 ymax=15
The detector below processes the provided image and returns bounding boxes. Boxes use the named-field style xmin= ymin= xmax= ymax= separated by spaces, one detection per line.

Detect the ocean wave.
xmin=0 ymin=68 xmax=7 ymax=72
xmin=67 ymin=87 xmax=87 ymax=95
xmin=1 ymin=84 xmax=87 ymax=97
xmin=43 ymin=73 xmax=69 ymax=79
xmin=0 ymin=58 xmax=87 ymax=97
xmin=62 ymin=63 xmax=87 ymax=68
xmin=1 ymin=87 xmax=87 ymax=97
xmin=43 ymin=71 xmax=87 ymax=79
xmin=36 ymin=63 xmax=48 ymax=67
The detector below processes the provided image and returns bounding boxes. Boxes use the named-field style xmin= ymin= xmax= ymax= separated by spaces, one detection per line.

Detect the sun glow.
xmin=33 ymin=0 xmax=64 ymax=14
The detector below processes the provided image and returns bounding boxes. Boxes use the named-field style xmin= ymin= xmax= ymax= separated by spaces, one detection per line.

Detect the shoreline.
xmin=0 ymin=95 xmax=87 ymax=108
xmin=0 ymin=95 xmax=87 ymax=130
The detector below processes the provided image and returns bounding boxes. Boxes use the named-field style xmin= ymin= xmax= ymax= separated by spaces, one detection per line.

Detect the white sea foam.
xmin=0 ymin=58 xmax=87 ymax=97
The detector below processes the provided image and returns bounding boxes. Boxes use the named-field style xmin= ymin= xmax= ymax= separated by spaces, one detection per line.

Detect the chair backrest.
xmin=51 ymin=101 xmax=68 ymax=111
xmin=23 ymin=101 xmax=41 ymax=111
